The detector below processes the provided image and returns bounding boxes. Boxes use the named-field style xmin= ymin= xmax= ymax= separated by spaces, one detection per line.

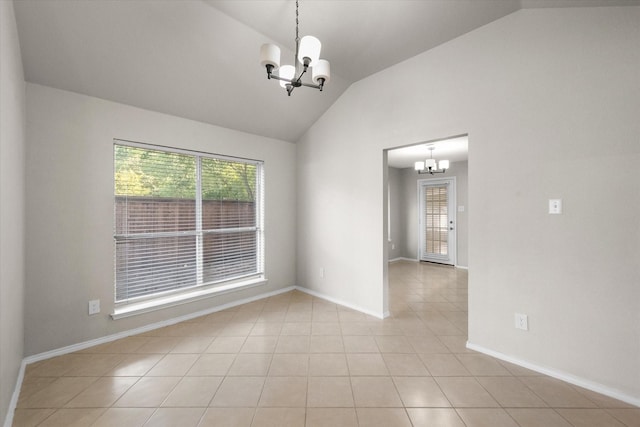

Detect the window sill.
xmin=111 ymin=277 xmax=268 ymax=320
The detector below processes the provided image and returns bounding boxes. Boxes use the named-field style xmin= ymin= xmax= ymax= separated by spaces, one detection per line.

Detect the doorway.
xmin=418 ymin=177 xmax=456 ymax=265
xmin=383 ymin=134 xmax=468 ymax=316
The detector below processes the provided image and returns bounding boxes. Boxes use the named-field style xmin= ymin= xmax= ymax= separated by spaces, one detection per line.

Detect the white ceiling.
xmin=207 ymin=0 xmax=522 ymax=82
xmin=13 ymin=0 xmax=640 ymax=143
xmin=387 ymin=135 xmax=468 ymax=169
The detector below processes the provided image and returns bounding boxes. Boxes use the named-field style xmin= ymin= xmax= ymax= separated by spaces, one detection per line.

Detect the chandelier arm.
xmin=270 ymin=74 xmax=322 ymax=89
xmin=269 ymin=75 xmax=293 ymax=83
xmin=295 ymin=68 xmax=307 ymax=84
xmin=299 ymin=81 xmax=322 ymax=89
xmin=417 ymin=169 xmax=446 ymax=175
xmin=269 ymin=74 xmax=322 ymax=91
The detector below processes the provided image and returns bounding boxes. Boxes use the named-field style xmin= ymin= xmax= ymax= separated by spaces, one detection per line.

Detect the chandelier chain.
xmin=294 ymin=0 xmax=300 ymax=74
xmin=295 ymin=0 xmax=299 ymax=45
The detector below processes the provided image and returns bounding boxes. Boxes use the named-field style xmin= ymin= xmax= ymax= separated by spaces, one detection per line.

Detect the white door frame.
xmin=417 ymin=176 xmax=457 ymax=265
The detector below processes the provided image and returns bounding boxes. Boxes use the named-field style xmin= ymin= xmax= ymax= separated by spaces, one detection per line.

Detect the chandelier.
xmin=259 ymin=0 xmax=330 ymax=96
xmin=415 ymin=147 xmax=450 ymax=175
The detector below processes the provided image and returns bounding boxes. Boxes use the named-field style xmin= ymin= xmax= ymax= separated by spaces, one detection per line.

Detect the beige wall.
xmin=25 ymin=83 xmax=297 ymax=356
xmin=398 ymin=161 xmax=468 ymax=267
xmin=0 ymin=0 xmax=26 ymax=422
xmin=297 ymin=7 xmax=640 ymax=401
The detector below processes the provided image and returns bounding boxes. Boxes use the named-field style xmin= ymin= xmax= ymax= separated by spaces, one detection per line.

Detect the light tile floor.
xmin=13 ymin=261 xmax=639 ymax=426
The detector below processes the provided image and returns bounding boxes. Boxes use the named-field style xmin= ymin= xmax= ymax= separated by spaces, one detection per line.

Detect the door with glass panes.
xmin=418 ymin=178 xmax=456 ymax=265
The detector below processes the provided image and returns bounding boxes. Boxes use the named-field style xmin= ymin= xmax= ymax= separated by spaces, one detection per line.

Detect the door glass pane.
xmin=424 ymin=184 xmax=448 ymax=256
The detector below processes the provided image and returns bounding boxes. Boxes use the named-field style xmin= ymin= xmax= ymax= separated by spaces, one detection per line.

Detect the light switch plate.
xmin=458 ymin=205 xmax=465 ymax=212
xmin=515 ymin=313 xmax=528 ymax=331
xmin=548 ymin=199 xmax=562 ymax=214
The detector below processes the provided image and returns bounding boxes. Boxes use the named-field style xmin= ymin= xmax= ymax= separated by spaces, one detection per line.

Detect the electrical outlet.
xmin=320 ymin=268 xmax=324 ymax=279
xmin=515 ymin=313 xmax=528 ymax=331
xmin=391 ymin=243 xmax=395 ymax=250
xmin=88 ymin=299 xmax=100 ymax=315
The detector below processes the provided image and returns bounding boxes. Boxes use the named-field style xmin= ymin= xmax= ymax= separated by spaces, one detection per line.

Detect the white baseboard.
xmin=294 ymin=286 xmax=385 ymax=319
xmin=389 ymin=257 xmax=418 ymax=263
xmin=3 ymin=360 xmax=26 ymax=427
xmin=466 ymin=341 xmax=640 ymax=408
xmin=5 ymin=285 xmax=294 ymax=426
xmin=22 ymin=284 xmax=379 ymax=365
xmin=455 ymin=265 xmax=469 ymax=270
xmin=23 ymin=285 xmax=295 ymax=365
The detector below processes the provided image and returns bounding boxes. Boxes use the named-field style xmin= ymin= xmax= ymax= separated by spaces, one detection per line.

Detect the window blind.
xmin=114 ymin=142 xmax=264 ymax=303
xmin=424 ymin=184 xmax=449 ymax=256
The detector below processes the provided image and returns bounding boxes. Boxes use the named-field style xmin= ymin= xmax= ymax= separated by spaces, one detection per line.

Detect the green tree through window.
xmin=115 ymin=145 xmax=256 ymax=202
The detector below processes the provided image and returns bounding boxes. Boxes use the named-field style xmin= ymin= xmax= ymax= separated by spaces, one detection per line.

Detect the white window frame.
xmin=112 ymin=140 xmax=266 ymax=319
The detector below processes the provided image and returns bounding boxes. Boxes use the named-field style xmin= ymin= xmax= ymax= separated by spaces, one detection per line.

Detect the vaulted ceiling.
xmin=13 ymin=0 xmax=639 ymax=142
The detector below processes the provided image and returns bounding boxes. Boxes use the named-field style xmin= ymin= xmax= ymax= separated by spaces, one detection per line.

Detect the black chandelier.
xmin=415 ymin=147 xmax=450 ymax=175
xmin=259 ymin=0 xmax=330 ymax=96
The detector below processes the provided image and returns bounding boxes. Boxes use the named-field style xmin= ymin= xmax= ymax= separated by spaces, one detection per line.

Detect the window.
xmin=114 ymin=141 xmax=264 ymax=307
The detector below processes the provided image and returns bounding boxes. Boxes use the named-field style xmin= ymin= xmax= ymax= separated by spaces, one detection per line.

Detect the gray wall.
xmin=387 ymin=167 xmax=404 ymax=260
xmin=0 ymin=1 xmax=26 ymax=422
xmin=25 ymin=83 xmax=297 ymax=356
xmin=399 ymin=160 xmax=468 ymax=267
xmin=297 ymin=7 xmax=640 ymax=401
